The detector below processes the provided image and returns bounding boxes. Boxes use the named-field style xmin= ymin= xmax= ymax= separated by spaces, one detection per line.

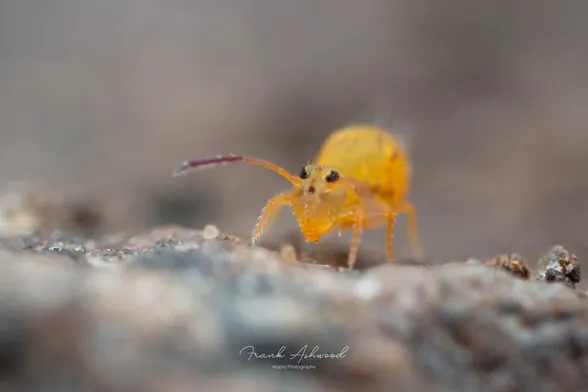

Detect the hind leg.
xmin=385 ymin=212 xmax=396 ymax=263
xmin=391 ymin=202 xmax=423 ymax=258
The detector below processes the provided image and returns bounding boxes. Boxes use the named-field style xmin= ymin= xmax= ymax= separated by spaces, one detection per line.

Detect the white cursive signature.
xmin=239 ymin=345 xmax=287 ymax=361
xmin=239 ymin=345 xmax=349 ymax=363
xmin=290 ymin=345 xmax=349 ymax=363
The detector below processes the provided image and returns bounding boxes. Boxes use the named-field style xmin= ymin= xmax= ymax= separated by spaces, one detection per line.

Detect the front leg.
xmin=346 ymin=207 xmax=364 ymax=269
xmin=251 ymin=193 xmax=291 ymax=244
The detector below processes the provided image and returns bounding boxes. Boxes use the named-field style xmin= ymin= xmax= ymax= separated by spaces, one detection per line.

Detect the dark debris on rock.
xmin=536 ymin=245 xmax=581 ymax=289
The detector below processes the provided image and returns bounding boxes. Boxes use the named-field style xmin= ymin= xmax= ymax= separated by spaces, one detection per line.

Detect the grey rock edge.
xmin=0 ymin=225 xmax=586 ymax=392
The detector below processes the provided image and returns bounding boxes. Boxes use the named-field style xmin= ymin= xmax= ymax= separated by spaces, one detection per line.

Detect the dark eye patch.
xmin=299 ymin=166 xmax=310 ymax=179
xmin=325 ymin=170 xmax=339 ymax=183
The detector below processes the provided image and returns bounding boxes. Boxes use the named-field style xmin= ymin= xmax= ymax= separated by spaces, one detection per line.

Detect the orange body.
xmin=173 ymin=124 xmax=423 ymax=268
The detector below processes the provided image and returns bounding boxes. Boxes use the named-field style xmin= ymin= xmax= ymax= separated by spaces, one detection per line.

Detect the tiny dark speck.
xmin=308 ymin=186 xmax=316 ymax=194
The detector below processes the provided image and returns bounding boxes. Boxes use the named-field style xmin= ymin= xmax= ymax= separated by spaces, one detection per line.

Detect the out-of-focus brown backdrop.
xmin=0 ymin=0 xmax=586 ymax=263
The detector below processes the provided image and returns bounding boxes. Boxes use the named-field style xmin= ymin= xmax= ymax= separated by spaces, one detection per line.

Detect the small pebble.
xmin=279 ymin=244 xmax=298 ymax=263
xmin=202 ymin=225 xmax=220 ymax=240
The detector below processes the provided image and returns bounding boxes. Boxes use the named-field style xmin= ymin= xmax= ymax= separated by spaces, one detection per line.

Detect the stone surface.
xmin=0 ymin=225 xmax=586 ymax=392
xmin=537 ymin=245 xmax=581 ymax=289
xmin=482 ymin=252 xmax=532 ymax=280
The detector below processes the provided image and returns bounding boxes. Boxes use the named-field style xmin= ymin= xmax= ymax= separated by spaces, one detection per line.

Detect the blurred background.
xmin=0 ymin=0 xmax=587 ymax=263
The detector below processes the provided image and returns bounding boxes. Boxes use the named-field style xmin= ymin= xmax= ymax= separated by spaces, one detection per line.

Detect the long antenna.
xmin=172 ymin=154 xmax=298 ymax=184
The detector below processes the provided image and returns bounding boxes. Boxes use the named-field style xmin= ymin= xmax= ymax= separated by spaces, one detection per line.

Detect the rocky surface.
xmin=0 ymin=219 xmax=586 ymax=392
xmin=536 ymin=245 xmax=581 ymax=289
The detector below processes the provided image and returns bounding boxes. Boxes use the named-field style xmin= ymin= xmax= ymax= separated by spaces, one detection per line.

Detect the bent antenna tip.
xmin=172 ymin=154 xmax=242 ymax=177
xmin=172 ymin=161 xmax=191 ymax=177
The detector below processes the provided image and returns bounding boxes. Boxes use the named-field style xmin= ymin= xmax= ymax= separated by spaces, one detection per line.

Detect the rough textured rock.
xmin=0 ymin=224 xmax=585 ymax=392
xmin=481 ymin=252 xmax=532 ymax=280
xmin=537 ymin=245 xmax=581 ymax=289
